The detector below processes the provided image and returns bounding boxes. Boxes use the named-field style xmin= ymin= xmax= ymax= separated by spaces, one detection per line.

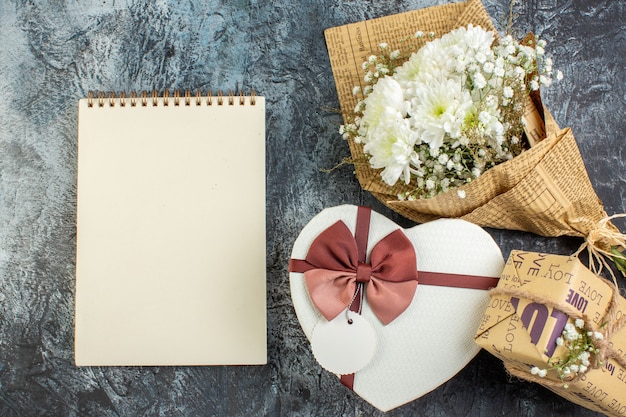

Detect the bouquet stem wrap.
xmin=324 ymin=0 xmax=622 ymax=251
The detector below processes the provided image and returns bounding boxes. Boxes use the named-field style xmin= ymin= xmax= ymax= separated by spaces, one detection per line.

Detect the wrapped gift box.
xmin=475 ymin=250 xmax=626 ymax=416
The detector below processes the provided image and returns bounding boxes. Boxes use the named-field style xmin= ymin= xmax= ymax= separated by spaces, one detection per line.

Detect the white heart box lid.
xmin=289 ymin=205 xmax=504 ymax=411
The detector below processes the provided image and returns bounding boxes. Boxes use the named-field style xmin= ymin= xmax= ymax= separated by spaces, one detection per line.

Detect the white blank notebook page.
xmin=75 ymin=94 xmax=267 ymax=366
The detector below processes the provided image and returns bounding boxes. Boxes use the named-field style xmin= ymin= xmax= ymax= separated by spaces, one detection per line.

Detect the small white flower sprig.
xmin=339 ymin=25 xmax=561 ymax=200
xmin=530 ymin=318 xmax=604 ymax=388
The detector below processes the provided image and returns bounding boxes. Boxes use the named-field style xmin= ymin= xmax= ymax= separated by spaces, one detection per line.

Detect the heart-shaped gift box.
xmin=289 ymin=205 xmax=504 ymax=411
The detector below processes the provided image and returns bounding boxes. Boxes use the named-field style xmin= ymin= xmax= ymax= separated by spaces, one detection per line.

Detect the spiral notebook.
xmin=75 ymin=91 xmax=267 ymax=366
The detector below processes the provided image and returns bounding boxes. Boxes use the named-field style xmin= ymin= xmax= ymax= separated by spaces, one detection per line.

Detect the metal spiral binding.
xmin=86 ymin=90 xmax=257 ymax=108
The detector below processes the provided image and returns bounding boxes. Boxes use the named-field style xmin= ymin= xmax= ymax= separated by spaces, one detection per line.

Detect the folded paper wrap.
xmin=475 ymin=251 xmax=626 ymax=416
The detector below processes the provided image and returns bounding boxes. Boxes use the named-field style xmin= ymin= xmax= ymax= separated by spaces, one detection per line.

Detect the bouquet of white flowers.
xmin=325 ymin=0 xmax=624 ymax=274
xmin=340 ymin=25 xmax=559 ymax=200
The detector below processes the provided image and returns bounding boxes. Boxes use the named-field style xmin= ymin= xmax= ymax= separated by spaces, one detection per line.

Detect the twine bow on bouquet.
xmin=574 ymin=214 xmax=626 ymax=278
xmin=325 ymin=0 xmax=625 ymax=276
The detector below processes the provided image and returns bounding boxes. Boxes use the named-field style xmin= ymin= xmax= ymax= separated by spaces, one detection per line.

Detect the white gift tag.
xmin=310 ymin=312 xmax=377 ymax=375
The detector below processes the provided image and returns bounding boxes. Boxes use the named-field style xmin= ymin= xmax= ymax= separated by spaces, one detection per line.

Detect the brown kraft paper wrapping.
xmin=475 ymin=250 xmax=626 ymax=416
xmin=324 ymin=0 xmax=617 ymax=242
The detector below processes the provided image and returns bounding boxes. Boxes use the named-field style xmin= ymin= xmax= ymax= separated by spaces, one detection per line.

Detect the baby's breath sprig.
xmin=360 ymin=43 xmax=402 ymax=87
xmin=530 ymin=318 xmax=604 ymax=388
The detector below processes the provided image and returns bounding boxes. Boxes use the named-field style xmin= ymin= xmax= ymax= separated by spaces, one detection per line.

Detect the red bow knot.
xmin=356 ymin=262 xmax=371 ymax=283
xmin=290 ymin=219 xmax=419 ymax=325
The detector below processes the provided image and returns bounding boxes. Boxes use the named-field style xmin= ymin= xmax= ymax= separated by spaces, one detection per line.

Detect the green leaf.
xmin=611 ymin=246 xmax=626 ymax=276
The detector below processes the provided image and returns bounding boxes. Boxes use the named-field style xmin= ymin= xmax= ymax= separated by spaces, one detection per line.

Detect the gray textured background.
xmin=0 ymin=0 xmax=624 ymax=416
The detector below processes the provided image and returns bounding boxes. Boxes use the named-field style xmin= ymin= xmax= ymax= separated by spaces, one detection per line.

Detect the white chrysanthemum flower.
xmin=457 ymin=189 xmax=466 ymax=198
xmin=575 ymin=318 xmax=585 ymax=328
xmin=359 ymin=76 xmax=407 ymax=138
xmin=503 ymin=86 xmax=514 ymax=98
xmin=395 ymin=52 xmax=426 ymax=87
xmin=464 ymin=24 xmax=494 ymax=51
xmin=364 ymin=121 xmax=417 ymax=186
xmin=410 ymin=79 xmax=472 ymax=151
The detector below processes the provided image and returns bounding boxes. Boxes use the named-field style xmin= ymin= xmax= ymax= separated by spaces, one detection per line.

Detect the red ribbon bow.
xmin=290 ymin=208 xmax=418 ymax=325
